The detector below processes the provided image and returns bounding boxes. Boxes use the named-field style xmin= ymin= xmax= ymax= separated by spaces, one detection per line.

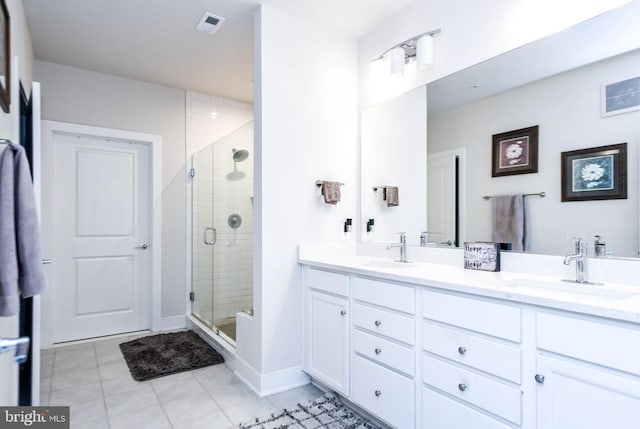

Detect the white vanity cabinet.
xmin=351 ymin=277 xmax=416 ymax=428
xmin=302 ymin=267 xmax=350 ymax=395
xmin=535 ymin=312 xmax=640 ymax=429
xmin=300 ymin=261 xmax=640 ymax=429
xmin=421 ymin=290 xmax=523 ymax=428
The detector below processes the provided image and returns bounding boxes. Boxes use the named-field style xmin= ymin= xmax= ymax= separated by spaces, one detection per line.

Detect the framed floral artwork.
xmin=561 ymin=143 xmax=627 ymax=202
xmin=491 ymin=125 xmax=539 ymax=177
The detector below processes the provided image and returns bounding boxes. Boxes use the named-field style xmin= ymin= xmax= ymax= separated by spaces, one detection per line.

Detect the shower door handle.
xmin=204 ymin=227 xmax=217 ymax=245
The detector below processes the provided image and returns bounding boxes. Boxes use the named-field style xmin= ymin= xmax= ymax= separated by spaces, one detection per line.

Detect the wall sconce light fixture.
xmin=373 ymin=29 xmax=441 ymax=77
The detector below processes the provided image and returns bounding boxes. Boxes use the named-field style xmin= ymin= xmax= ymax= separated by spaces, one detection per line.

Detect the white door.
xmin=427 ymin=152 xmax=457 ymax=246
xmin=303 ymin=290 xmax=349 ymax=395
xmin=537 ymin=354 xmax=640 ymax=429
xmin=46 ymin=133 xmax=151 ymax=343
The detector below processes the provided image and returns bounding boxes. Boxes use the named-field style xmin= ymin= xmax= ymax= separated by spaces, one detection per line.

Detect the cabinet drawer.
xmin=353 ymin=302 xmax=415 ymax=345
xmin=422 ymin=290 xmax=521 ymax=342
xmin=537 ymin=312 xmax=640 ymax=376
xmin=352 ymin=355 xmax=414 ymax=428
xmin=423 ymin=322 xmax=521 ymax=383
xmin=423 ymin=356 xmax=522 ymax=425
xmin=423 ymin=387 xmax=513 ymax=429
xmin=353 ymin=329 xmax=415 ymax=376
xmin=353 ymin=277 xmax=415 ymax=314
xmin=305 ymin=267 xmax=349 ymax=297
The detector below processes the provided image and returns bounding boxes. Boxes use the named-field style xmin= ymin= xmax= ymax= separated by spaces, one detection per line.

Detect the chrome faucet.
xmin=387 ymin=232 xmax=409 ymax=263
xmin=420 ymin=231 xmax=428 ymax=247
xmin=564 ymin=236 xmax=588 ymax=283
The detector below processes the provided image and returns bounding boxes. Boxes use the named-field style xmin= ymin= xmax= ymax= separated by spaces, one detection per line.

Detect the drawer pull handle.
xmin=374 ymin=320 xmax=382 ymax=327
xmin=458 ymin=346 xmax=467 ymax=355
xmin=535 ymin=374 xmax=545 ymax=384
xmin=340 ymin=310 xmax=347 ymax=316
xmin=374 ymin=390 xmax=382 ymax=397
xmin=374 ymin=348 xmax=382 ymax=355
xmin=458 ymin=383 xmax=467 ymax=392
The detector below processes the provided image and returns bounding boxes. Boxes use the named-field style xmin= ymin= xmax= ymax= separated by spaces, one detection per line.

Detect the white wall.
xmin=361 ymin=86 xmax=427 ymax=245
xmin=237 ymin=4 xmax=358 ymax=393
xmin=34 ymin=61 xmax=187 ymax=319
xmin=429 ymin=50 xmax=640 ymax=257
xmin=358 ymin=0 xmax=635 ymax=108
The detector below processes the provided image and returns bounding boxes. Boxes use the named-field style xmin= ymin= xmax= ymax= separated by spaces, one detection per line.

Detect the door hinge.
xmin=189 ymin=168 xmax=195 ymax=178
xmin=189 ymin=292 xmax=195 ymax=302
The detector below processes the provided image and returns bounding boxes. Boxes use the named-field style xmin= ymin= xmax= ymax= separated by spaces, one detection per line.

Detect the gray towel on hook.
xmin=491 ymin=194 xmax=527 ymax=251
xmin=384 ymin=186 xmax=399 ymax=207
xmin=321 ymin=181 xmax=341 ymax=205
xmin=0 ymin=144 xmax=48 ymax=316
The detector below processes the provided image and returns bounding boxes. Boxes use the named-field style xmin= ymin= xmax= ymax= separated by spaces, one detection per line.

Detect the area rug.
xmin=119 ymin=330 xmax=224 ymax=381
xmin=239 ymin=394 xmax=383 ymax=429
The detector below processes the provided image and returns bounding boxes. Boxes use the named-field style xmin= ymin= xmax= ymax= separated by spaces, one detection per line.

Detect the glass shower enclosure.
xmin=190 ymin=121 xmax=254 ymax=345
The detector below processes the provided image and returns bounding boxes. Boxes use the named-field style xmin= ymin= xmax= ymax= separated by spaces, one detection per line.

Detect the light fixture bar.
xmin=373 ymin=28 xmax=442 ymax=63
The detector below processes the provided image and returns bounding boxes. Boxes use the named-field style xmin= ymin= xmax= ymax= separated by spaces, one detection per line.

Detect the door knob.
xmin=135 ymin=243 xmax=149 ymax=249
xmin=535 ymin=374 xmax=545 ymax=384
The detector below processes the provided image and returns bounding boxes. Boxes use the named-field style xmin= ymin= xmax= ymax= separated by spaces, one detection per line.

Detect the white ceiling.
xmin=23 ymin=0 xmax=415 ymax=103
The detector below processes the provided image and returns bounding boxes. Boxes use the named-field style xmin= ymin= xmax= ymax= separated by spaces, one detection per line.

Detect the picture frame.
xmin=561 ymin=143 xmax=627 ymax=202
xmin=0 ymin=0 xmax=9 ymax=114
xmin=491 ymin=125 xmax=539 ymax=177
xmin=464 ymin=242 xmax=500 ymax=272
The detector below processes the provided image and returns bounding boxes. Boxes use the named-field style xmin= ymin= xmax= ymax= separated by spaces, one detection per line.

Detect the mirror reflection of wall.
xmin=361 ymin=86 xmax=427 ymax=245
xmin=428 ymin=48 xmax=640 ymax=257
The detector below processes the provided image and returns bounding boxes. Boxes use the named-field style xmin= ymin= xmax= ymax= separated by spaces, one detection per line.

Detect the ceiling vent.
xmin=195 ymin=12 xmax=226 ymax=35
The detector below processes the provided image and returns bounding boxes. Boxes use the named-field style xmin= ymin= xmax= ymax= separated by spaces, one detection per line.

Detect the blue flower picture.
xmin=562 ymin=143 xmax=626 ymax=202
xmin=572 ymin=155 xmax=614 ymax=192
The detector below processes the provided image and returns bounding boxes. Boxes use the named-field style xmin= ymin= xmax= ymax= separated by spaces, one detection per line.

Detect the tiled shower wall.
xmin=188 ymin=92 xmax=254 ymax=325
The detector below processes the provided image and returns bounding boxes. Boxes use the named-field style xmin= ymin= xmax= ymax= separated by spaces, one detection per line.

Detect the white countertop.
xmin=299 ymin=248 xmax=640 ymax=324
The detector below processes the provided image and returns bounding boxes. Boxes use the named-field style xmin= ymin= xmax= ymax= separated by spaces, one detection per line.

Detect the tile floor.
xmin=40 ymin=333 xmax=323 ymax=429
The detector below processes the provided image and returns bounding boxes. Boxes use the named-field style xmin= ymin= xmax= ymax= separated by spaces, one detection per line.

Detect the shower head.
xmin=232 ymin=148 xmax=249 ymax=162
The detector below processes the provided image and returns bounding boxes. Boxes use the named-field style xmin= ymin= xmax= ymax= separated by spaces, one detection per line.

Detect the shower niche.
xmin=190 ymin=121 xmax=254 ymax=346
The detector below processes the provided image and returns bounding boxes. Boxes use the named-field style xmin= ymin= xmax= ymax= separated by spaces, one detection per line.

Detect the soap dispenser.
xmin=594 ymin=235 xmax=606 ymax=257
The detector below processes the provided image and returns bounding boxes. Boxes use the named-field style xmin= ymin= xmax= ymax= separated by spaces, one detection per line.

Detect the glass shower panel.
xmin=211 ymin=121 xmax=254 ymax=342
xmin=190 ymin=121 xmax=254 ymax=345
xmin=191 ymin=145 xmax=214 ymax=328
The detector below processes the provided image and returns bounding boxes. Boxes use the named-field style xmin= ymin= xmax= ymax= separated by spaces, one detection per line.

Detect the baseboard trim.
xmin=159 ymin=315 xmax=186 ymax=331
xmin=234 ymin=357 xmax=310 ymax=397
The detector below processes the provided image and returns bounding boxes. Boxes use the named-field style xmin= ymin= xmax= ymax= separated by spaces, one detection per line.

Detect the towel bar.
xmin=315 ymin=180 xmax=345 ymax=187
xmin=483 ymin=191 xmax=546 ymax=200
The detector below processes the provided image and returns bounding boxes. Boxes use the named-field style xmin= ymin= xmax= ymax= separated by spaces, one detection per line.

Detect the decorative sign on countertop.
xmin=464 ymin=242 xmax=501 ymax=272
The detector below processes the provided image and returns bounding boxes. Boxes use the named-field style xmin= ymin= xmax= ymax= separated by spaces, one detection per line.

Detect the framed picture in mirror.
xmin=561 ymin=143 xmax=627 ymax=202
xmin=0 ymin=0 xmax=9 ymax=113
xmin=491 ymin=125 xmax=539 ymax=177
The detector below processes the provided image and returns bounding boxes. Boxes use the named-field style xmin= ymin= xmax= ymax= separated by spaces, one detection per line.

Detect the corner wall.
xmin=236 ymin=5 xmax=358 ymax=394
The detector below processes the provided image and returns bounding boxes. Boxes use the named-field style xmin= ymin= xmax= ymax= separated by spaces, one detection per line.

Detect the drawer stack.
xmin=351 ymin=277 xmax=416 ymax=428
xmin=421 ymin=290 xmax=523 ymax=428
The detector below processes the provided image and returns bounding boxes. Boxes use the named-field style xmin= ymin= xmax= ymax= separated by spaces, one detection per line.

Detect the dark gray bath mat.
xmin=119 ymin=330 xmax=224 ymax=381
xmin=239 ymin=394 xmax=383 ymax=429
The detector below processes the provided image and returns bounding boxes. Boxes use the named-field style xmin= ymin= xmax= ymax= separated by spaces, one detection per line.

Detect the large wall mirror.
xmin=361 ymin=1 xmax=640 ymax=258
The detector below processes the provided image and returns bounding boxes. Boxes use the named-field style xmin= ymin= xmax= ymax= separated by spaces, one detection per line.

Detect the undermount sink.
xmin=363 ymin=259 xmax=417 ymax=269
xmin=499 ymin=278 xmax=639 ymax=301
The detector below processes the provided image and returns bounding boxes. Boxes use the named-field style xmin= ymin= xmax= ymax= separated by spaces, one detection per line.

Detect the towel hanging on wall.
xmin=320 ymin=181 xmax=341 ymax=205
xmin=383 ymin=186 xmax=399 ymax=207
xmin=0 ymin=143 xmax=48 ymax=317
xmin=491 ymin=194 xmax=527 ymax=251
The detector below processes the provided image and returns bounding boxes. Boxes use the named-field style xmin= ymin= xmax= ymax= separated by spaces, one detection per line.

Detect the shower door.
xmin=191 ymin=122 xmax=254 ymax=345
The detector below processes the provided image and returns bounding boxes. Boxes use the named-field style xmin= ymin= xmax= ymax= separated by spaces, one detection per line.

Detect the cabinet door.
xmin=304 ymin=290 xmax=349 ymax=395
xmin=537 ymin=354 xmax=640 ymax=429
